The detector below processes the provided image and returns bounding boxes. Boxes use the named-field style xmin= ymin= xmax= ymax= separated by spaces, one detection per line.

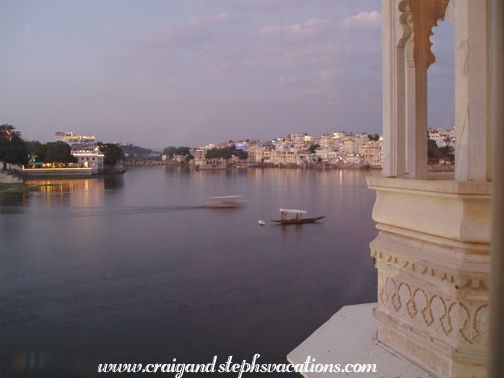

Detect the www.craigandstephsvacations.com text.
xmin=97 ymin=355 xmax=377 ymax=376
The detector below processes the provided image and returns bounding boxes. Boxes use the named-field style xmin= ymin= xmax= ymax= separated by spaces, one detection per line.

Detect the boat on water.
xmin=205 ymin=195 xmax=246 ymax=208
xmin=271 ymin=209 xmax=325 ymax=224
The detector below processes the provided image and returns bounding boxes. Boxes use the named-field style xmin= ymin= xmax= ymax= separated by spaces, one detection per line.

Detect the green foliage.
xmin=98 ymin=143 xmax=126 ymax=165
xmin=185 ymin=154 xmax=194 ymax=163
xmin=205 ymin=145 xmax=248 ymax=160
xmin=0 ymin=124 xmax=30 ymax=170
xmin=35 ymin=141 xmax=77 ymax=165
xmin=25 ymin=140 xmax=42 ymax=156
xmin=163 ymin=146 xmax=177 ymax=158
xmin=162 ymin=146 xmax=191 ymax=157
xmin=120 ymin=144 xmax=154 ymax=157
xmin=0 ymin=183 xmax=37 ymax=194
xmin=175 ymin=146 xmax=191 ymax=156
xmin=439 ymin=146 xmax=455 ymax=162
xmin=308 ymin=144 xmax=320 ymax=154
xmin=368 ymin=134 xmax=380 ymax=141
xmin=428 ymin=139 xmax=455 ymax=162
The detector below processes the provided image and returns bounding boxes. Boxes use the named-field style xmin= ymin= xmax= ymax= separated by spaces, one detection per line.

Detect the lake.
xmin=0 ymin=167 xmax=379 ymax=377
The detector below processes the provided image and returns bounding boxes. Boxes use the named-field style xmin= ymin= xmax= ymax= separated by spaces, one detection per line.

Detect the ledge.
xmin=287 ymin=303 xmax=433 ymax=377
xmin=367 ymin=176 xmax=491 ymax=197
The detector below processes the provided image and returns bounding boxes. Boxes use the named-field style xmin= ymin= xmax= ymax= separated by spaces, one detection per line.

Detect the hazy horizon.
xmin=1 ymin=0 xmax=455 ymax=149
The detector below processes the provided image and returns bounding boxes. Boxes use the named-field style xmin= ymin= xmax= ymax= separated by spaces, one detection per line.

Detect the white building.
xmin=55 ymin=132 xmax=96 ymax=151
xmin=361 ymin=140 xmax=383 ymax=168
xmin=55 ymin=132 xmax=104 ymax=173
xmin=72 ymin=150 xmax=105 ymax=174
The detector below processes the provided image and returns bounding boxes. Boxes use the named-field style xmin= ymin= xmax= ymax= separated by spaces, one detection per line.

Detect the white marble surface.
xmin=287 ymin=303 xmax=434 ymax=378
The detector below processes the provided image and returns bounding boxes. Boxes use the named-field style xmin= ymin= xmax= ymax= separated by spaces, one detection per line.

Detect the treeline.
xmin=0 ymin=124 xmax=125 ymax=169
xmin=162 ymin=146 xmax=192 ymax=157
xmin=205 ymin=146 xmax=247 ymax=160
xmin=120 ymin=144 xmax=155 ymax=157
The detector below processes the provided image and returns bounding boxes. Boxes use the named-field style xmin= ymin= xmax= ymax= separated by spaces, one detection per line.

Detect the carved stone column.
xmin=368 ymin=177 xmax=490 ymax=377
xmin=452 ymin=0 xmax=492 ymax=182
xmin=383 ymin=0 xmax=450 ymax=180
xmin=372 ymin=0 xmax=491 ymax=377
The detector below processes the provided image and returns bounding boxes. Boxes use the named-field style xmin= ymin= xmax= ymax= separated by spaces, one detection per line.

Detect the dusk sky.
xmin=1 ymin=0 xmax=454 ymax=149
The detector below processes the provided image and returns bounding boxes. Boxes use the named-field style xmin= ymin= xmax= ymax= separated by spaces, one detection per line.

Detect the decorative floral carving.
xmin=460 ymin=304 xmax=489 ymax=344
xmin=397 ymin=0 xmax=413 ymax=47
xmin=378 ymin=274 xmax=488 ymax=346
xmin=371 ymin=246 xmax=488 ymax=289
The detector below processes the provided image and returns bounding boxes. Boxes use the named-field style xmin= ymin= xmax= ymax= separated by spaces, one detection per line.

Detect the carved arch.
xmin=397 ymin=0 xmax=451 ymax=68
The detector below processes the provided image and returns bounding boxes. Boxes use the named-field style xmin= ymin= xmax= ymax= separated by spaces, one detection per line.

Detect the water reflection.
xmin=0 ymin=168 xmax=379 ymax=378
xmin=103 ymin=174 xmax=124 ymax=190
xmin=0 ymin=193 xmax=30 ymax=211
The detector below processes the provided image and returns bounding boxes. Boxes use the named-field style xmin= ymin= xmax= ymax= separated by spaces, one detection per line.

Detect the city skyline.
xmin=1 ymin=0 xmax=454 ymax=149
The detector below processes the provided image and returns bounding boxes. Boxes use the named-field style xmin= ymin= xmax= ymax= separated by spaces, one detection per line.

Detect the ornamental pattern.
xmin=378 ymin=272 xmax=488 ymax=346
xmin=371 ymin=248 xmax=489 ymax=291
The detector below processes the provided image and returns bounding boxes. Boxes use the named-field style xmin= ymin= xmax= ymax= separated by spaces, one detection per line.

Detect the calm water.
xmin=0 ymin=168 xmax=379 ymax=377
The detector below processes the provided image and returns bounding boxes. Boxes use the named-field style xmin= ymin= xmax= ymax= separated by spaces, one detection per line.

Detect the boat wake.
xmin=1 ymin=205 xmax=206 ymax=220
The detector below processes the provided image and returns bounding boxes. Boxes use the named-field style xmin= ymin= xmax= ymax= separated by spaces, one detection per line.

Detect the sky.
xmin=0 ymin=0 xmax=454 ymax=149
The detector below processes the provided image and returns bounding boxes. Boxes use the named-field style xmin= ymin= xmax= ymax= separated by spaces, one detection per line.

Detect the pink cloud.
xmin=340 ymin=11 xmax=382 ymax=33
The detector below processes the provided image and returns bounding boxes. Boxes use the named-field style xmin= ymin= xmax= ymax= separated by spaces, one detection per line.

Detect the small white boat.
xmin=271 ymin=209 xmax=325 ymax=224
xmin=258 ymin=220 xmax=266 ymax=225
xmin=205 ymin=195 xmax=246 ymax=208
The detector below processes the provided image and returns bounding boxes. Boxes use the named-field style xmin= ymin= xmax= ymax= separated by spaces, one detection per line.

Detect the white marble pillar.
xmin=488 ymin=0 xmax=504 ymax=375
xmin=453 ymin=0 xmax=492 ymax=182
xmin=382 ymin=0 xmax=407 ymax=178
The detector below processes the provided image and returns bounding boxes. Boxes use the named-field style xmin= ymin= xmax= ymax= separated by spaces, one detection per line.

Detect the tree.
xmin=25 ymin=140 xmax=42 ymax=157
xmin=98 ymin=143 xmax=125 ymax=165
xmin=163 ymin=146 xmax=177 ymax=158
xmin=368 ymin=134 xmax=380 ymax=141
xmin=439 ymin=146 xmax=455 ymax=162
xmin=235 ymin=149 xmax=248 ymax=160
xmin=35 ymin=141 xmax=77 ymax=166
xmin=0 ymin=124 xmax=30 ymax=170
xmin=175 ymin=146 xmax=191 ymax=156
xmin=185 ymin=154 xmax=194 ymax=163
xmin=308 ymin=144 xmax=320 ymax=154
xmin=428 ymin=139 xmax=442 ymax=159
xmin=204 ymin=146 xmax=243 ymax=160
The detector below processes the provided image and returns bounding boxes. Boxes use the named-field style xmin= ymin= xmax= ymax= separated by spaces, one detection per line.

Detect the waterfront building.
xmin=194 ymin=149 xmax=207 ymax=160
xmin=246 ymin=146 xmax=269 ymax=164
xmin=194 ymin=158 xmax=227 ymax=169
xmin=54 ymin=132 xmax=105 ymax=173
xmin=72 ymin=150 xmax=105 ymax=174
xmin=289 ymin=0 xmax=502 ymax=377
xmin=270 ymin=149 xmax=297 ymax=166
xmin=55 ymin=132 xmax=96 ymax=151
xmin=314 ymin=147 xmax=329 ymax=160
xmin=345 ymin=154 xmax=363 ymax=165
xmin=361 ymin=140 xmax=384 ymax=168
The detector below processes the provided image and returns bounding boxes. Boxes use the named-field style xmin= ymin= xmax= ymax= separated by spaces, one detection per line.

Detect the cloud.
xmin=259 ymin=19 xmax=331 ymax=44
xmin=147 ymin=13 xmax=234 ymax=46
xmin=340 ymin=11 xmax=381 ymax=33
xmin=201 ymin=0 xmax=337 ymax=13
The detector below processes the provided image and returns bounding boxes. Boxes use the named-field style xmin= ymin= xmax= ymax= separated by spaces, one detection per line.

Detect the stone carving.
xmin=397 ymin=0 xmax=413 ymax=47
xmin=460 ymin=303 xmax=488 ymax=344
xmin=371 ymin=247 xmax=488 ymax=289
xmin=378 ymin=272 xmax=488 ymax=346
xmin=395 ymin=0 xmax=451 ymax=68
xmin=445 ymin=0 xmax=455 ymax=23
